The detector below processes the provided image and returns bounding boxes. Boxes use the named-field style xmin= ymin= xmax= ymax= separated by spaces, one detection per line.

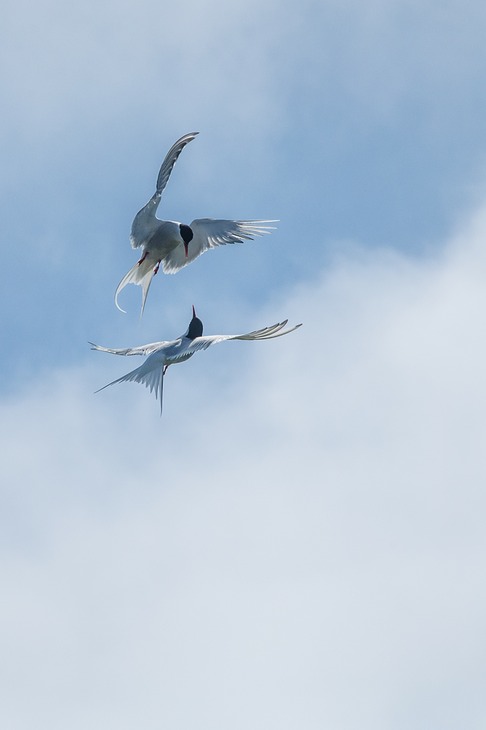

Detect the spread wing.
xmin=89 ymin=341 xmax=168 ymax=357
xmin=155 ymin=132 xmax=199 ymax=197
xmin=185 ymin=320 xmax=302 ymax=355
xmin=162 ymin=219 xmax=277 ymax=274
xmin=130 ymin=132 xmax=198 ymax=249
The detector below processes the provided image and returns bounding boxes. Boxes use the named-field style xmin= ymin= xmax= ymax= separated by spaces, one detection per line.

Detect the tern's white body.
xmin=116 ymin=132 xmax=277 ymax=315
xmin=91 ymin=309 xmax=301 ymax=414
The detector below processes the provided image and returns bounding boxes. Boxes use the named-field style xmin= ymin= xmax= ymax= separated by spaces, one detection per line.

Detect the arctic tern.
xmin=115 ymin=132 xmax=277 ymax=315
xmin=91 ymin=307 xmax=301 ymax=414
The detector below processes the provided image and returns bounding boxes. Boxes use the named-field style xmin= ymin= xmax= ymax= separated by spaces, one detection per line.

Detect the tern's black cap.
xmin=187 ymin=305 xmax=203 ymax=339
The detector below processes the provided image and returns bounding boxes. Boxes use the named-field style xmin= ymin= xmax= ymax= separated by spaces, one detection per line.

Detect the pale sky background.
xmin=2 ymin=1 xmax=486 ymax=728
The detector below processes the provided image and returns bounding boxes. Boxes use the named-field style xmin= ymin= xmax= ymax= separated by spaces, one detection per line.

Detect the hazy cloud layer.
xmin=2 ymin=201 xmax=486 ymax=729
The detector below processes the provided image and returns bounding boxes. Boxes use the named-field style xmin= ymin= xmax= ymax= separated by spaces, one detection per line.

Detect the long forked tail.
xmin=114 ymin=259 xmax=156 ymax=316
xmin=95 ymin=361 xmax=165 ymax=415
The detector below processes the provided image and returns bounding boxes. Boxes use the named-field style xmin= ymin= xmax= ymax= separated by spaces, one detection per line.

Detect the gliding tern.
xmin=91 ymin=307 xmax=301 ymax=414
xmin=115 ymin=132 xmax=277 ymax=315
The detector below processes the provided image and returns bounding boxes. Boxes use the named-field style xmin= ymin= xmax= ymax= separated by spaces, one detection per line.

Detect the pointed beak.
xmin=192 ymin=305 xmax=196 ymax=318
xmin=184 ymin=242 xmax=189 ymax=259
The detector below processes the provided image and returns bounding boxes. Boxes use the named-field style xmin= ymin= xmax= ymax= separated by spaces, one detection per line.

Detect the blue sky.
xmin=2 ymin=1 xmax=486 ymax=728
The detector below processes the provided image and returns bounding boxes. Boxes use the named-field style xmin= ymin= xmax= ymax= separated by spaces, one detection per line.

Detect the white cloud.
xmin=1 ymin=200 xmax=486 ymax=728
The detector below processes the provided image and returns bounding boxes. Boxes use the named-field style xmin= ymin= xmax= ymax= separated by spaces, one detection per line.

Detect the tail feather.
xmin=114 ymin=259 xmax=156 ymax=315
xmin=95 ymin=361 xmax=165 ymax=414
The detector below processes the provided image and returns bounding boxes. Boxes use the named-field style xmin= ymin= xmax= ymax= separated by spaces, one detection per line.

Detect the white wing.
xmin=155 ymin=132 xmax=199 ymax=197
xmin=94 ymin=351 xmax=167 ymax=414
xmin=162 ymin=219 xmax=278 ymax=274
xmin=184 ymin=320 xmax=302 ymax=355
xmin=130 ymin=132 xmax=198 ymax=249
xmin=89 ymin=341 xmax=169 ymax=357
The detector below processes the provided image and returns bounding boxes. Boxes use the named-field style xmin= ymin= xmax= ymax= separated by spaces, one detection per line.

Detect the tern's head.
xmin=186 ymin=305 xmax=203 ymax=340
xmin=179 ymin=223 xmax=193 ymax=259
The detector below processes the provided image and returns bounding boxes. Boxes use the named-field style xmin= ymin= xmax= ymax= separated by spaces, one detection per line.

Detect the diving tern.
xmin=115 ymin=132 xmax=277 ymax=315
xmin=91 ymin=307 xmax=302 ymax=414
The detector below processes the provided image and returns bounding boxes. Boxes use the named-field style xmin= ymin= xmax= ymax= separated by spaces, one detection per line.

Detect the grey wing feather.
xmin=230 ymin=321 xmax=303 ymax=340
xmin=155 ymin=132 xmax=199 ymax=196
xmin=162 ymin=219 xmax=278 ymax=274
xmin=233 ymin=319 xmax=302 ymax=340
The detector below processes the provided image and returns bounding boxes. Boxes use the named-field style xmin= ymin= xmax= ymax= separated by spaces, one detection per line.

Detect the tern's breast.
xmin=164 ymin=340 xmax=194 ymax=367
xmin=147 ymin=221 xmax=182 ymax=256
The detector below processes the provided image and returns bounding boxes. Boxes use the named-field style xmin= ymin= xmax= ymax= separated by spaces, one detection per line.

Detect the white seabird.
xmin=115 ymin=132 xmax=277 ymax=315
xmin=91 ymin=307 xmax=301 ymax=414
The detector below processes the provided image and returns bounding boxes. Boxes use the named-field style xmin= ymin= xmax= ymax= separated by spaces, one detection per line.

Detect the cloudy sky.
xmin=2 ymin=0 xmax=486 ymax=727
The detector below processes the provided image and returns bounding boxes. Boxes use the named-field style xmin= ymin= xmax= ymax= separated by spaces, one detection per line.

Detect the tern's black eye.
xmin=179 ymin=224 xmax=193 ymax=244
